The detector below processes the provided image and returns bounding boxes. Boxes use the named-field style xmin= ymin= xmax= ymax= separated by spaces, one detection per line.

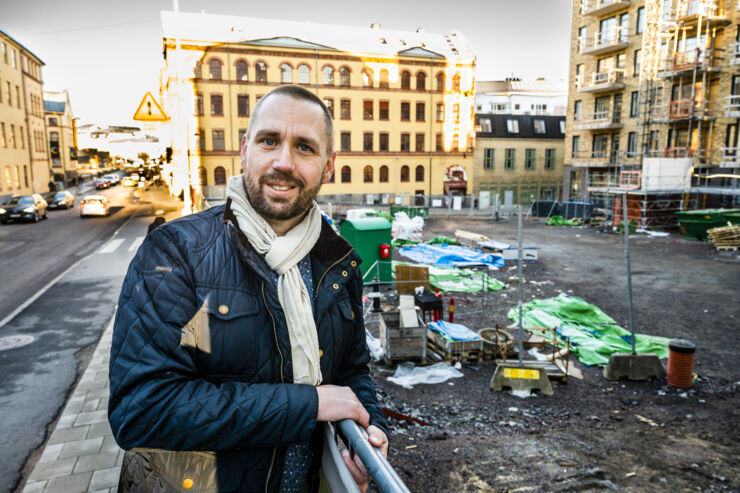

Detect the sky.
xmin=1 ymin=0 xmax=572 ymax=126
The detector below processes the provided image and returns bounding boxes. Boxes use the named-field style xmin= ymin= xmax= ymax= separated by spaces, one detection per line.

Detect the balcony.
xmin=571 ymin=150 xmax=620 ymax=168
xmin=581 ymin=0 xmax=631 ymax=16
xmin=658 ymin=48 xmax=723 ymax=76
xmin=675 ymin=0 xmax=730 ymax=26
xmin=576 ymin=69 xmax=626 ymax=93
xmin=652 ymin=99 xmax=715 ymax=121
xmin=573 ymin=108 xmax=623 ymax=130
xmin=725 ymin=95 xmax=740 ymax=117
xmin=579 ymin=28 xmax=629 ymax=56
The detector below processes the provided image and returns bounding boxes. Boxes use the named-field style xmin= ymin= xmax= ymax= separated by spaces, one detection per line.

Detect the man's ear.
xmin=240 ymin=133 xmax=248 ymax=160
xmin=323 ymin=152 xmax=336 ymax=184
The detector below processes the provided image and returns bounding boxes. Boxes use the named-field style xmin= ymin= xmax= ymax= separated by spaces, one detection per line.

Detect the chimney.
xmin=371 ymin=23 xmax=381 ymax=30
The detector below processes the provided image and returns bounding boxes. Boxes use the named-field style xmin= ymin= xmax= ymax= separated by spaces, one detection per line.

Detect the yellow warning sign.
xmin=133 ymin=92 xmax=168 ymax=121
xmin=502 ymin=368 xmax=540 ymax=380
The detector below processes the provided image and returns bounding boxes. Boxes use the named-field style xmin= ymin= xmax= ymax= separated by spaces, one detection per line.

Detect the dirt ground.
xmin=367 ymin=217 xmax=740 ymax=492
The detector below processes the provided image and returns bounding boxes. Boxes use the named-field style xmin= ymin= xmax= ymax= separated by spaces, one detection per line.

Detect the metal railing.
xmin=651 ymin=99 xmax=715 ymax=120
xmin=731 ymin=42 xmax=740 ymax=65
xmin=676 ymin=0 xmax=726 ymax=19
xmin=725 ymin=94 xmax=740 ymax=115
xmin=581 ymin=0 xmax=631 ymax=15
xmin=575 ymin=68 xmax=625 ymax=92
xmin=579 ymin=27 xmax=629 ymax=54
xmin=659 ymin=48 xmax=723 ymax=73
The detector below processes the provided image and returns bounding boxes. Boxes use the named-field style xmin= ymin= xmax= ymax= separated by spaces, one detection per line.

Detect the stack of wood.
xmin=708 ymin=222 xmax=740 ymax=251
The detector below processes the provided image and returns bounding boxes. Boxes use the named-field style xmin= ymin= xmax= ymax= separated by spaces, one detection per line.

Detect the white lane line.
xmin=98 ymin=238 xmax=124 ymax=254
xmin=128 ymin=236 xmax=145 ymax=252
xmin=0 ymin=211 xmax=137 ymax=330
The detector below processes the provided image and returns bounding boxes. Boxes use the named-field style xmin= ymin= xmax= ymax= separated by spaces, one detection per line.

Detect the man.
xmin=109 ymin=85 xmax=388 ymax=492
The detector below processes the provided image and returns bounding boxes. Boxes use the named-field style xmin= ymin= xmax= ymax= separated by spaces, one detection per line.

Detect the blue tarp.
xmin=428 ymin=321 xmax=481 ymax=341
xmin=398 ymin=243 xmax=505 ymax=268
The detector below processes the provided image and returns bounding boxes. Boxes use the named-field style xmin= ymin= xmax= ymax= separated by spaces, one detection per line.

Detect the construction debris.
xmin=393 ymin=262 xmax=505 ymax=293
xmin=387 ymin=362 xmax=463 ymax=389
xmin=397 ymin=243 xmax=505 ymax=269
xmin=708 ymin=222 xmax=740 ymax=251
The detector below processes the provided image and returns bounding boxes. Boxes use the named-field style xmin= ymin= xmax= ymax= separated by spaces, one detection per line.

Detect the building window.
xmin=545 ymin=149 xmax=555 ymax=169
xmin=400 ymin=165 xmax=410 ymax=182
xmin=506 ymin=119 xmax=519 ymax=133
xmin=280 ymin=63 xmax=292 ymax=83
xmin=627 ymin=132 xmax=637 ymax=156
xmin=379 ymin=165 xmax=389 ymax=182
xmin=256 ymin=62 xmax=267 ymax=82
xmin=198 ymin=129 xmax=205 ymax=151
xmin=436 ymin=103 xmax=444 ymax=122
xmin=199 ymin=167 xmax=208 ymax=187
xmin=572 ymin=135 xmax=580 ymax=157
xmin=481 ymin=118 xmax=492 ymax=133
xmin=436 ymin=72 xmax=445 ymax=92
xmin=505 ymin=149 xmax=516 ymax=169
xmin=400 ymin=133 xmax=410 ymax=152
xmin=379 ymin=69 xmax=389 ymax=88
xmin=559 ymin=120 xmax=566 ymax=134
xmin=416 ymin=72 xmax=426 ymax=90
xmin=362 ymin=69 xmax=373 ymax=87
xmin=211 ymin=94 xmax=223 ymax=116
xmin=212 ymin=130 xmax=225 ymax=151
xmin=633 ymin=49 xmax=641 ymax=76
xmin=209 ymin=59 xmax=222 ymax=80
xmin=339 ymin=67 xmax=351 ymax=86
xmin=340 ymin=100 xmax=351 ymax=120
xmin=415 ymin=102 xmax=425 ymax=121
xmin=341 ymin=165 xmax=351 ymax=183
xmin=378 ymin=133 xmax=389 ymax=151
xmin=415 ymin=133 xmax=424 ymax=152
xmin=401 ymin=102 xmax=410 ymax=121
xmin=578 ymin=26 xmax=587 ymax=51
xmin=236 ymin=60 xmax=248 ymax=81
xmin=415 ymin=165 xmax=424 ymax=182
xmin=322 ymin=66 xmax=335 ymax=85
xmin=323 ymin=98 xmax=334 ymax=118
xmin=534 ymin=119 xmax=546 ymax=134
xmin=379 ymin=101 xmax=389 ymax=120
xmin=237 ymin=95 xmax=249 ymax=117
xmin=213 ymin=166 xmax=226 ymax=185
xmin=453 ymin=104 xmax=460 ymax=123
xmin=435 ymin=133 xmax=443 ymax=151
xmin=592 ymin=134 xmax=608 ymax=158
xmin=363 ymin=165 xmax=373 ymax=183
xmin=452 ymin=74 xmax=461 ymax=91
xmin=574 ymin=100 xmax=582 ymax=121
xmin=525 ymin=149 xmax=536 ymax=169
xmin=341 ymin=132 xmax=351 ymax=151
xmin=483 ymin=148 xmax=494 ymax=169
xmin=196 ymin=94 xmax=203 ymax=116
xmin=298 ymin=64 xmax=310 ymax=84
xmin=630 ymin=91 xmax=639 ymax=117
xmin=636 ymin=7 xmax=645 ymax=34
xmin=363 ymin=100 xmax=373 ymax=120
xmin=363 ymin=132 xmax=373 ymax=151
xmin=401 ymin=71 xmax=411 ymax=89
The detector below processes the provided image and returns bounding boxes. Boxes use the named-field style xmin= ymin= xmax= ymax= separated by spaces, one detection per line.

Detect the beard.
xmin=244 ymin=169 xmax=323 ymax=221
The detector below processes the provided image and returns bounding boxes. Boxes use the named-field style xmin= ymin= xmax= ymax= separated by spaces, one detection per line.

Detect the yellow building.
xmin=44 ymin=90 xmax=78 ymax=186
xmin=0 ymin=29 xmax=49 ymax=197
xmin=159 ymin=11 xmax=476 ymax=208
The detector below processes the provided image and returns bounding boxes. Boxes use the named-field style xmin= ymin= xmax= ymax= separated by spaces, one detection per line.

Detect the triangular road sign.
xmin=133 ymin=92 xmax=169 ymax=121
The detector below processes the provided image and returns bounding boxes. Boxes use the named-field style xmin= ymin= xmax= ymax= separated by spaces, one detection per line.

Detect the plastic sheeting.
xmin=546 ymin=215 xmax=581 ymax=226
xmin=392 ymin=262 xmax=505 ymax=292
xmin=398 ymin=243 xmax=505 ymax=269
xmin=507 ymin=293 xmax=670 ymax=367
xmin=427 ymin=320 xmax=481 ymax=342
xmin=387 ymin=362 xmax=464 ymax=389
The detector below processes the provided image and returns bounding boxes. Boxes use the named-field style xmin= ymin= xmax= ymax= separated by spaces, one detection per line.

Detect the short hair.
xmin=246 ymin=85 xmax=334 ymax=155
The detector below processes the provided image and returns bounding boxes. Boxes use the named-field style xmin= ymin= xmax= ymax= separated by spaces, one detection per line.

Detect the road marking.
xmin=128 ymin=236 xmax=145 ymax=252
xmin=99 ymin=238 xmax=124 ymax=254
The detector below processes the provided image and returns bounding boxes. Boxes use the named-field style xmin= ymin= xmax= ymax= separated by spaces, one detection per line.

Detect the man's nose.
xmin=272 ymin=143 xmax=295 ymax=172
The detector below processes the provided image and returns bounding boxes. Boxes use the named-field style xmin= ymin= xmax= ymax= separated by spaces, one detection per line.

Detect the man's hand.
xmin=341 ymin=426 xmax=388 ymax=493
xmin=316 ymin=385 xmax=369 ymax=428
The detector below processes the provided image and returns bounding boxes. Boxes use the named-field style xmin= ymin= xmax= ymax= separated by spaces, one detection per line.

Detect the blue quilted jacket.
xmin=108 ymin=201 xmax=387 ymax=492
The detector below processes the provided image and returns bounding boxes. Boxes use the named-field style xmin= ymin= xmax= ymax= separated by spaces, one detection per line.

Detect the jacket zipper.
xmin=262 ymin=281 xmax=284 ymax=493
xmin=315 ymin=249 xmax=354 ymax=297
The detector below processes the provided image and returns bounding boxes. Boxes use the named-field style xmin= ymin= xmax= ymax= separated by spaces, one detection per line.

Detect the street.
xmin=0 ymin=183 xmax=178 ymax=493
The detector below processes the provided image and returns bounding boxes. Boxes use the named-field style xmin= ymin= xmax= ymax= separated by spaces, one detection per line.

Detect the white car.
xmin=121 ymin=177 xmax=136 ymax=187
xmin=80 ymin=195 xmax=110 ymax=217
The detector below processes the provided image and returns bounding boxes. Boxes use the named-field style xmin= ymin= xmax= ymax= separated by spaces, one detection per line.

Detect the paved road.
xmin=0 ymin=184 xmax=176 ymax=493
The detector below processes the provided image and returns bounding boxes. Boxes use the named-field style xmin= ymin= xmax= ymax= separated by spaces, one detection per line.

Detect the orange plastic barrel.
xmin=667 ymin=339 xmax=695 ymax=388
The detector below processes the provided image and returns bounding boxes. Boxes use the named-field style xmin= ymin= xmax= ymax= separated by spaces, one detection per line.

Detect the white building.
xmin=475 ymin=78 xmax=567 ymax=116
xmin=76 ymin=124 xmax=162 ymax=165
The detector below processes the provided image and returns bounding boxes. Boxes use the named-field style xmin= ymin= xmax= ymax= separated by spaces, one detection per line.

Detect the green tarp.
xmin=507 ymin=293 xmax=670 ymax=366
xmin=546 ymin=215 xmax=581 ymax=226
xmin=391 ymin=236 xmax=460 ymax=248
xmin=392 ymin=262 xmax=505 ymax=293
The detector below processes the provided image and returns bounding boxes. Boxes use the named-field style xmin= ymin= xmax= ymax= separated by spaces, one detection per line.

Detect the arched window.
xmin=214 ymin=166 xmax=226 ymax=185
xmin=339 ymin=67 xmax=351 ymax=86
xmin=298 ymin=64 xmax=310 ymax=84
xmin=400 ymin=165 xmax=410 ymax=182
xmin=209 ymin=59 xmax=222 ymax=80
xmin=452 ymin=74 xmax=461 ymax=91
xmin=436 ymin=72 xmax=445 ymax=92
xmin=341 ymin=165 xmax=351 ymax=183
xmin=362 ymin=68 xmax=373 ymax=87
xmin=363 ymin=165 xmax=373 ymax=183
xmin=199 ymin=167 xmax=208 ymax=186
xmin=194 ymin=63 xmax=202 ymax=79
xmin=379 ymin=165 xmax=389 ymax=183
xmin=415 ymin=165 xmax=425 ymax=182
xmin=255 ymin=62 xmax=267 ymax=83
xmin=401 ymin=71 xmax=411 ymax=90
xmin=281 ymin=63 xmax=292 ymax=83
xmin=379 ymin=69 xmax=389 ymax=88
xmin=416 ymin=72 xmax=426 ymax=90
xmin=323 ymin=66 xmax=335 ymax=86
xmin=236 ymin=61 xmax=248 ymax=81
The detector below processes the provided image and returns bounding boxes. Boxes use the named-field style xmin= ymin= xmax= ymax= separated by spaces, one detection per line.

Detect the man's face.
xmin=241 ymin=94 xmax=335 ymax=230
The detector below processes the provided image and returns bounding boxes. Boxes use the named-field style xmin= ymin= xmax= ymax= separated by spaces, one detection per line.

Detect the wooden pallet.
xmin=427 ymin=330 xmax=484 ymax=363
xmin=708 ymin=223 xmax=740 ymax=250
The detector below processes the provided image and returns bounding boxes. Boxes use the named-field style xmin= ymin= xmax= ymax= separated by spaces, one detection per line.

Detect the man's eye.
xmin=298 ymin=144 xmax=312 ymax=152
xmin=263 ymin=138 xmax=276 ymax=146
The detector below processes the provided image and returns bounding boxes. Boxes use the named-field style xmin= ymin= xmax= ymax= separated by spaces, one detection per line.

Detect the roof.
xmin=0 ymin=29 xmax=45 ymax=65
xmin=44 ymin=100 xmax=66 ymax=113
xmin=476 ymin=79 xmax=567 ymax=96
xmin=475 ymin=114 xmax=566 ymax=140
xmin=160 ymin=11 xmax=475 ymax=62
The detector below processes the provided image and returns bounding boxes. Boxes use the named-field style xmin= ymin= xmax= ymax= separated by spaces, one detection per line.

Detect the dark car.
xmin=1 ymin=194 xmax=48 ymax=223
xmin=94 ymin=178 xmax=110 ymax=190
xmin=45 ymin=190 xmax=75 ymax=209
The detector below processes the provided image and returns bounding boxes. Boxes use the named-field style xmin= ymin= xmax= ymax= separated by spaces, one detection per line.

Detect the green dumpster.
xmin=720 ymin=210 xmax=740 ymax=225
xmin=339 ymin=217 xmax=392 ymax=282
xmin=390 ymin=205 xmax=429 ymax=219
xmin=675 ymin=208 xmax=740 ymax=241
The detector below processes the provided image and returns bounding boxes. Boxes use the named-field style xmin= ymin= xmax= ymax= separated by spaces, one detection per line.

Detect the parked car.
xmin=79 ymin=195 xmax=110 ymax=217
xmin=94 ymin=178 xmax=110 ymax=190
xmin=103 ymin=173 xmax=120 ymax=186
xmin=46 ymin=190 xmax=75 ymax=209
xmin=0 ymin=194 xmax=48 ymax=223
xmin=121 ymin=176 xmax=137 ymax=187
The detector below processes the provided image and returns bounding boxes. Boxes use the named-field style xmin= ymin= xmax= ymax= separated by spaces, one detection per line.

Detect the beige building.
xmin=159 ymin=11 xmax=477 ymax=209
xmin=44 ymin=90 xmax=78 ymax=186
xmin=565 ymin=0 xmax=740 ymax=225
xmin=0 ymin=29 xmax=49 ymax=197
xmin=473 ymin=114 xmax=566 ymax=205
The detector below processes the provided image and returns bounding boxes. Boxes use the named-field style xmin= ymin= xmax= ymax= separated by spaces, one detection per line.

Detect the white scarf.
xmin=226 ymin=175 xmax=323 ymax=386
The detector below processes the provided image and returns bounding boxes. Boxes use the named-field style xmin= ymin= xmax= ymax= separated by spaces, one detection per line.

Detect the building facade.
xmin=44 ymin=90 xmax=78 ymax=186
xmin=473 ymin=114 xmax=566 ymax=205
xmin=159 ymin=11 xmax=476 ymax=209
xmin=565 ymin=0 xmax=740 ymax=224
xmin=0 ymin=30 xmax=49 ymax=198
xmin=475 ymin=79 xmax=568 ymax=116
